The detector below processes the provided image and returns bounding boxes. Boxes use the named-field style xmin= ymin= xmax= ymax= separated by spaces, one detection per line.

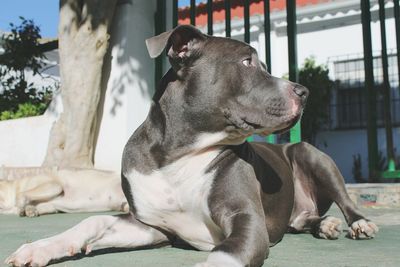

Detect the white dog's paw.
xmin=194 ymin=252 xmax=243 ymax=267
xmin=5 ymin=242 xmax=52 ymax=267
xmin=121 ymin=202 xmax=130 ymax=213
xmin=316 ymin=216 xmax=342 ymax=240
xmin=24 ymin=205 xmax=39 ymax=218
xmin=347 ymin=219 xmax=379 ymax=239
xmin=5 ymin=239 xmax=81 ymax=267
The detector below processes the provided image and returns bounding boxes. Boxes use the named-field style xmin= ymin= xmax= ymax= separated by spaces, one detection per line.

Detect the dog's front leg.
xmin=197 ymin=206 xmax=269 ymax=267
xmin=5 ymin=213 xmax=169 ymax=266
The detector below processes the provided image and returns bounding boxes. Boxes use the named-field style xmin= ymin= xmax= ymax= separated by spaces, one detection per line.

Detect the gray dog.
xmin=6 ymin=25 xmax=378 ymax=267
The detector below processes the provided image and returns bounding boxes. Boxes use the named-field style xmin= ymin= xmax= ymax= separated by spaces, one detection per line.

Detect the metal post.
xmin=264 ymin=0 xmax=271 ymax=73
xmin=287 ymin=0 xmax=301 ymax=143
xmin=264 ymin=0 xmax=275 ymax=143
xmin=244 ymin=0 xmax=250 ymax=43
xmin=173 ymin=0 xmax=178 ymax=28
xmin=155 ymin=0 xmax=166 ymax=85
xmin=207 ymin=0 xmax=213 ymax=35
xmin=361 ymin=0 xmax=379 ymax=180
xmin=225 ymin=0 xmax=231 ymax=37
xmin=379 ymin=0 xmax=395 ymax=172
xmin=243 ymin=0 xmax=253 ymax=142
xmin=190 ymin=0 xmax=196 ymax=26
xmin=394 ymin=0 xmax=400 ymax=95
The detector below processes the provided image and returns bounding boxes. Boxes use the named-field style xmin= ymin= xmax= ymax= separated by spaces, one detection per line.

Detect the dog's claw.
xmin=347 ymin=219 xmax=378 ymax=239
xmin=316 ymin=216 xmax=342 ymax=240
xmin=85 ymin=245 xmax=92 ymax=255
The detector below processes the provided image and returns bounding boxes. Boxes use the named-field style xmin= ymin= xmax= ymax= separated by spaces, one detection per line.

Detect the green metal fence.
xmin=157 ymin=0 xmax=301 ymax=144
xmin=155 ymin=0 xmax=400 ymax=179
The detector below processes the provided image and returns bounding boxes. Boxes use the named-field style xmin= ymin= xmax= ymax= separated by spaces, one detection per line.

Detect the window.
xmin=328 ymin=51 xmax=400 ymax=130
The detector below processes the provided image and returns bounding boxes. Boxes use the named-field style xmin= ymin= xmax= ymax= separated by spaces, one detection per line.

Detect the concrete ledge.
xmin=346 ymin=183 xmax=400 ymax=207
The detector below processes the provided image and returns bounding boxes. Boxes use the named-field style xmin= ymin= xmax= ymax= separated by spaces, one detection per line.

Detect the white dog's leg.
xmin=22 ymin=182 xmax=63 ymax=201
xmin=5 ymin=214 xmax=169 ymax=266
xmin=23 ymin=203 xmax=57 ymax=217
xmin=17 ymin=182 xmax=63 ymax=212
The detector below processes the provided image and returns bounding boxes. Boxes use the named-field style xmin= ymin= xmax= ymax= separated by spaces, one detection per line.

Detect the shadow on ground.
xmin=1 ymin=206 xmax=399 ymax=267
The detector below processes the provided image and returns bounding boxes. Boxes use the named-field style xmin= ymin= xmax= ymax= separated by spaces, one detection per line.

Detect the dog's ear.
xmin=146 ymin=25 xmax=206 ymax=61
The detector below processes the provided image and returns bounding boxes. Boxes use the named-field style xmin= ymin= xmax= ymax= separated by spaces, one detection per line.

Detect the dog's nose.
xmin=293 ymin=84 xmax=309 ymax=102
xmin=293 ymin=85 xmax=308 ymax=99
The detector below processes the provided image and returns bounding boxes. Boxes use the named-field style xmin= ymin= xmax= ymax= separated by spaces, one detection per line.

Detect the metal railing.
xmin=156 ymin=0 xmax=300 ymax=143
xmin=154 ymin=1 xmax=400 ymax=178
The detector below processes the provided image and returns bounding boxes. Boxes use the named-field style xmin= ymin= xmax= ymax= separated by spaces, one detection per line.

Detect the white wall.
xmin=316 ymin=127 xmax=400 ymax=182
xmin=94 ymin=0 xmax=156 ymax=171
xmin=0 ymin=115 xmax=53 ymax=167
xmin=0 ymin=82 xmax=61 ymax=167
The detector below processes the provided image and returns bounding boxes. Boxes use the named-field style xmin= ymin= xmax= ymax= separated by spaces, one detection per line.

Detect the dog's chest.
xmin=126 ymin=149 xmax=224 ymax=250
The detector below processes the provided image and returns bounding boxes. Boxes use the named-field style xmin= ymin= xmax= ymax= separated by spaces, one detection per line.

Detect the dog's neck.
xmin=122 ymin=70 xmax=228 ymax=174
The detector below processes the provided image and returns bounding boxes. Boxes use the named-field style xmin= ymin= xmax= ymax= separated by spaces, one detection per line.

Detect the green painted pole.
xmin=225 ymin=0 xmax=231 ymax=37
xmin=290 ymin=121 xmax=301 ymax=143
xmin=394 ymin=0 xmax=400 ymax=95
xmin=266 ymin=134 xmax=275 ymax=143
xmin=244 ymin=0 xmax=253 ymax=142
xmin=287 ymin=0 xmax=301 ymax=143
xmin=244 ymin=0 xmax=250 ymax=43
xmin=264 ymin=0 xmax=271 ymax=73
xmin=207 ymin=0 xmax=213 ymax=35
xmin=378 ymin=0 xmax=395 ymax=174
xmin=190 ymin=0 xmax=196 ymax=26
xmin=361 ymin=0 xmax=379 ymax=180
xmin=264 ymin=0 xmax=275 ymax=143
xmin=173 ymin=0 xmax=178 ymax=28
xmin=155 ymin=0 xmax=166 ymax=85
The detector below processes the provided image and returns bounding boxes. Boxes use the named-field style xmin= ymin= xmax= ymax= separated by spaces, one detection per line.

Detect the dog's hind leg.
xmin=288 ymin=210 xmax=343 ymax=240
xmin=23 ymin=203 xmax=57 ymax=217
xmin=17 ymin=182 xmax=62 ymax=205
xmin=5 ymin=213 xmax=169 ymax=267
xmin=288 ymin=142 xmax=378 ymax=240
xmin=17 ymin=182 xmax=63 ymax=216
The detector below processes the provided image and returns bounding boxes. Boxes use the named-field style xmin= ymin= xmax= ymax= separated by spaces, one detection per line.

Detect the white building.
xmin=0 ymin=0 xmax=399 ymax=182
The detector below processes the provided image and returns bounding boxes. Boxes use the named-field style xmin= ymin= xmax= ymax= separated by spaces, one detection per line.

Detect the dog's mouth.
xmin=255 ymin=113 xmax=301 ymax=137
xmin=223 ymin=109 xmax=264 ymax=134
xmin=224 ymin=108 xmax=302 ymax=139
xmin=271 ymin=114 xmax=301 ymax=135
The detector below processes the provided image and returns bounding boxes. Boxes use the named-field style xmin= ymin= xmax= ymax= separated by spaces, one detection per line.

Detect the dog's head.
xmin=146 ymin=25 xmax=308 ymax=144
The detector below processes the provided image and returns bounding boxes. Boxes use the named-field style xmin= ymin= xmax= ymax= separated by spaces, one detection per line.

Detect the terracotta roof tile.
xmin=178 ymin=0 xmax=330 ymax=26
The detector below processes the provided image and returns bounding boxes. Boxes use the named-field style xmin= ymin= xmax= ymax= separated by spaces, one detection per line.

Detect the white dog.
xmin=0 ymin=168 xmax=128 ymax=216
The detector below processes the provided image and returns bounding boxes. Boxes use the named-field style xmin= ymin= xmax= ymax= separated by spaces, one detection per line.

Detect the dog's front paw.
xmin=24 ymin=205 xmax=39 ymax=218
xmin=316 ymin=216 xmax=342 ymax=240
xmin=5 ymin=238 xmax=81 ymax=267
xmin=121 ymin=202 xmax=129 ymax=213
xmin=5 ymin=242 xmax=51 ymax=267
xmin=347 ymin=219 xmax=378 ymax=239
xmin=194 ymin=252 xmax=243 ymax=267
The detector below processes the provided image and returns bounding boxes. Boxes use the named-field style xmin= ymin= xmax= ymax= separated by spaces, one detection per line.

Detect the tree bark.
xmin=43 ymin=0 xmax=117 ymax=168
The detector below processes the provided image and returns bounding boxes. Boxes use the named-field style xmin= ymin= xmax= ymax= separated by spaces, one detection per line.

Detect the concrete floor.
xmin=1 ymin=206 xmax=399 ymax=267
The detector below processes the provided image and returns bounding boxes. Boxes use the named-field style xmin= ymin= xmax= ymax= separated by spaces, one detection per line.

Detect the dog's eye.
xmin=242 ymin=58 xmax=252 ymax=67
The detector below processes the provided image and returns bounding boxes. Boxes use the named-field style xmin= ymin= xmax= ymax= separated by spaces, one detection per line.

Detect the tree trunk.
xmin=43 ymin=0 xmax=117 ymax=168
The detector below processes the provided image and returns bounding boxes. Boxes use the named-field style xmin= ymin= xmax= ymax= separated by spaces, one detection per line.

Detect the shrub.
xmin=0 ymin=17 xmax=57 ymax=120
xmin=0 ymin=102 xmax=48 ymax=120
xmin=298 ymin=57 xmax=334 ymax=145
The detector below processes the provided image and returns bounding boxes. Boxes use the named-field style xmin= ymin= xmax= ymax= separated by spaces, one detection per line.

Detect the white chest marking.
xmin=125 ymin=133 xmax=228 ymax=251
